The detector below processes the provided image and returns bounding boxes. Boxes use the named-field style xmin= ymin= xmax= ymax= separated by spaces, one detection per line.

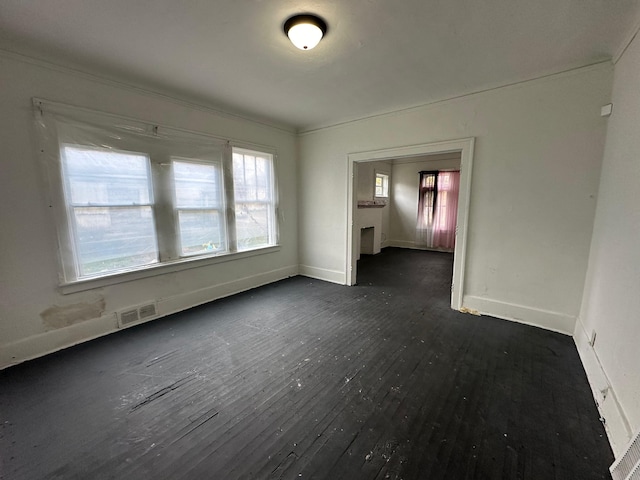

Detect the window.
xmin=375 ymin=172 xmax=389 ymax=198
xmin=416 ymin=170 xmax=460 ymax=250
xmin=36 ymin=99 xmax=278 ymax=286
xmin=232 ymin=149 xmax=277 ymax=251
xmin=173 ymin=160 xmax=226 ymax=256
xmin=418 ymin=172 xmax=437 ymax=226
xmin=61 ymin=146 xmax=158 ymax=277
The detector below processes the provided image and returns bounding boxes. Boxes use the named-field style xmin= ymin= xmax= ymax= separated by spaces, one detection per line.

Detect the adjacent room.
xmin=1 ymin=1 xmax=639 ymax=479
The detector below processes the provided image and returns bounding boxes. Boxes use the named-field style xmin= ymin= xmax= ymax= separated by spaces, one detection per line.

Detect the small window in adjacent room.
xmin=375 ymin=172 xmax=389 ymax=198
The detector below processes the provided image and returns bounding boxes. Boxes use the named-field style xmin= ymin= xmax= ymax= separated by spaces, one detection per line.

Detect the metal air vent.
xmin=117 ymin=302 xmax=158 ymax=328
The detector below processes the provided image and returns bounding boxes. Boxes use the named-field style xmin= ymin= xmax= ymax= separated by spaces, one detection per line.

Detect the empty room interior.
xmin=1 ymin=1 xmax=640 ymax=479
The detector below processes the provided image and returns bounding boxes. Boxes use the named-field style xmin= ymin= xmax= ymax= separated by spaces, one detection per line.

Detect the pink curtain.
xmin=416 ymin=170 xmax=460 ymax=251
xmin=431 ymin=171 xmax=459 ymax=249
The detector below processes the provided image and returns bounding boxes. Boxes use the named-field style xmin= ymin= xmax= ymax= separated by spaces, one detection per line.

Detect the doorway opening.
xmin=346 ymin=138 xmax=475 ymax=310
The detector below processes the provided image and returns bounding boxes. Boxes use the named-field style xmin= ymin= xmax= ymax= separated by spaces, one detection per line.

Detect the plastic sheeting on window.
xmin=33 ymin=98 xmax=235 ymax=283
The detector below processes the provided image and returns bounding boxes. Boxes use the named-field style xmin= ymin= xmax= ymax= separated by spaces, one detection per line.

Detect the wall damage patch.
xmin=41 ymin=298 xmax=106 ymax=330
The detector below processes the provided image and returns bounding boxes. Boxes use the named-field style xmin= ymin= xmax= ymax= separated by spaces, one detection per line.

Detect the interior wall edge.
xmin=0 ymin=264 xmax=299 ymax=370
xmin=613 ymin=10 xmax=640 ymax=64
xmin=574 ymin=316 xmax=633 ymax=457
xmin=462 ymin=295 xmax=575 ymax=335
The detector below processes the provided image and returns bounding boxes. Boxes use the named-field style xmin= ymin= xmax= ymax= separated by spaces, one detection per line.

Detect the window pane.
xmin=440 ymin=173 xmax=451 ymax=190
xmin=177 ymin=210 xmax=225 ymax=255
xmin=63 ymin=146 xmax=151 ymax=205
xmin=375 ymin=173 xmax=389 ymax=197
xmin=423 ymin=174 xmax=435 ymax=190
xmin=173 ymin=161 xmax=222 ymax=208
xmin=235 ymin=203 xmax=271 ymax=250
xmin=233 ymin=153 xmax=270 ymax=202
xmin=74 ymin=206 xmax=158 ymax=277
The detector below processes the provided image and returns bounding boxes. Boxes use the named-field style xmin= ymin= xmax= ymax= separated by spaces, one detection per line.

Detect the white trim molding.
xmin=1 ymin=49 xmax=295 ymax=133
xmin=387 ymin=240 xmax=454 ymax=253
xmin=462 ymin=295 xmax=576 ymax=335
xmin=574 ymin=317 xmax=633 ymax=457
xmin=613 ymin=14 xmax=640 ymax=65
xmin=0 ymin=265 xmax=298 ymax=370
xmin=347 ymin=137 xmax=475 ymax=310
xmin=298 ymin=265 xmax=346 ymax=285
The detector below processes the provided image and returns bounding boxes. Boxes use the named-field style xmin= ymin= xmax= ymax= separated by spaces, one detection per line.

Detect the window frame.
xmin=172 ymin=157 xmax=228 ymax=257
xmin=60 ymin=143 xmax=160 ymax=279
xmin=231 ymin=147 xmax=278 ymax=252
xmin=374 ymin=172 xmax=389 ymax=198
xmin=35 ymin=98 xmax=280 ymax=294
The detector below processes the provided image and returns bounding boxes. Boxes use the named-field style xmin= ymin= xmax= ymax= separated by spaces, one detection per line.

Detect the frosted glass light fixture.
xmin=284 ymin=14 xmax=327 ymax=50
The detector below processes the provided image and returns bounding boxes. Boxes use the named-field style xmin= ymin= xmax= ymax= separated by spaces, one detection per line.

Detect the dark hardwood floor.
xmin=0 ymin=248 xmax=613 ymax=479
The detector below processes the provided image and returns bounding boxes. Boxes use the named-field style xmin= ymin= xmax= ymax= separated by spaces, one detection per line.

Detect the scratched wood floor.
xmin=0 ymin=248 xmax=613 ymax=480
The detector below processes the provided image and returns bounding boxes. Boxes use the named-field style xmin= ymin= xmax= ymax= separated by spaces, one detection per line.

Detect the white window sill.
xmin=60 ymin=245 xmax=280 ymax=295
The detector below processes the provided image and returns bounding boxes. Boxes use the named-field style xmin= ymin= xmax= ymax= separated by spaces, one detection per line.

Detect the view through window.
xmin=41 ymin=105 xmax=279 ymax=283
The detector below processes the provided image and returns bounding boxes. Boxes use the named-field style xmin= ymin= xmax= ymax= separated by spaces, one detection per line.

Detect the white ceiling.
xmin=1 ymin=0 xmax=639 ymax=131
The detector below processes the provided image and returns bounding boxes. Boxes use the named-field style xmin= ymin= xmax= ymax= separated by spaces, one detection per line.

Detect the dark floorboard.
xmin=0 ymin=248 xmax=613 ymax=479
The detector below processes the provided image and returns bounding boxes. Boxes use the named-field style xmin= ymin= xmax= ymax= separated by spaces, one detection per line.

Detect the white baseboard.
xmin=0 ymin=265 xmax=298 ymax=370
xmin=298 ymin=264 xmax=346 ymax=285
xmin=387 ymin=240 xmax=453 ymax=253
xmin=462 ymin=295 xmax=576 ymax=335
xmin=388 ymin=240 xmax=417 ymax=249
xmin=158 ymin=265 xmax=298 ymax=316
xmin=0 ymin=314 xmax=120 ymax=370
xmin=574 ymin=317 xmax=633 ymax=457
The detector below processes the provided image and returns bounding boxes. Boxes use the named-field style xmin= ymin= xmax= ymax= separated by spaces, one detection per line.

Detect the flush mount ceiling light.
xmin=284 ymin=14 xmax=327 ymax=50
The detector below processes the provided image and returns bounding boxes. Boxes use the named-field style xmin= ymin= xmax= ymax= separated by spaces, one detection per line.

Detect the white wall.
xmin=0 ymin=52 xmax=298 ymax=369
xmin=356 ymin=161 xmax=391 ymax=249
xmin=356 ymin=162 xmax=376 ymax=201
xmin=388 ymin=154 xmax=461 ymax=249
xmin=299 ymin=64 xmax=612 ymax=334
xmin=575 ymin=31 xmax=640 ymax=456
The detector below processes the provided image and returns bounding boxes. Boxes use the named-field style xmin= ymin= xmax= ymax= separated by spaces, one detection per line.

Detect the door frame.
xmin=346 ymin=137 xmax=475 ymax=310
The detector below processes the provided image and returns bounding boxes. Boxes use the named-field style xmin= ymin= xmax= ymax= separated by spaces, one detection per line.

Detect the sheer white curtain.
xmin=416 ymin=170 xmax=460 ymax=251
